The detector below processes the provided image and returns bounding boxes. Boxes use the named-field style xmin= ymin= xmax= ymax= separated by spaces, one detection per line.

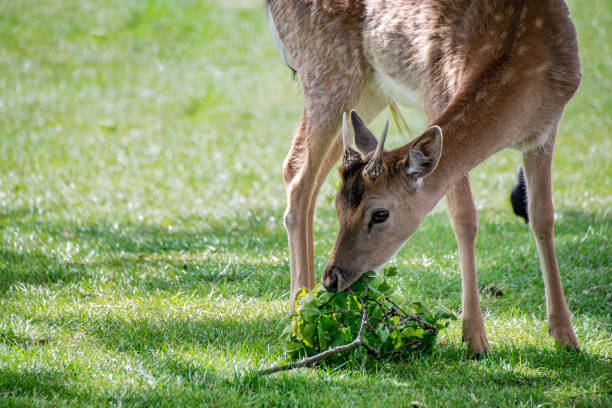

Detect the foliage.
xmin=282 ymin=268 xmax=455 ymax=366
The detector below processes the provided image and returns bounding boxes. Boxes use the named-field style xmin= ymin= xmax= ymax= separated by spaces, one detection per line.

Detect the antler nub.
xmin=363 ymin=120 xmax=389 ymax=181
xmin=342 ymin=112 xmax=363 ymax=166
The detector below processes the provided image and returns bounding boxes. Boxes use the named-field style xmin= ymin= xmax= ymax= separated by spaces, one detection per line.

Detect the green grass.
xmin=0 ymin=0 xmax=610 ymax=406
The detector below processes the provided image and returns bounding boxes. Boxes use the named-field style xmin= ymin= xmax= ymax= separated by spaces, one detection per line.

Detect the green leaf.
xmin=302 ymin=303 xmax=321 ymax=322
xmin=401 ymin=327 xmax=426 ymax=339
xmin=317 ymin=321 xmax=328 ymax=350
xmin=317 ymin=291 xmax=335 ymax=306
xmin=435 ymin=307 xmax=457 ymax=321
xmin=349 ymin=280 xmax=365 ymax=296
xmin=280 ymin=323 xmax=294 ymax=342
xmin=375 ymin=323 xmax=390 ymax=343
xmin=348 ymin=295 xmax=361 ymax=311
xmin=352 ymin=345 xmax=368 ymax=365
xmin=285 ymin=343 xmax=306 ymax=360
xmin=383 ymin=266 xmax=398 ymax=277
xmin=320 ymin=315 xmax=338 ymax=332
xmin=299 ymin=322 xmax=316 ymax=345
xmin=330 ymin=291 xmax=348 ymax=309
xmin=367 ymin=275 xmax=392 ymax=294
xmin=377 ymin=279 xmax=391 ymax=293
xmin=329 ymin=333 xmax=348 ymax=348
xmin=295 ymin=287 xmax=308 ymax=300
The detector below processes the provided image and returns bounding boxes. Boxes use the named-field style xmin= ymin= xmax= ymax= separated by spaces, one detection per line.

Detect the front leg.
xmin=447 ymin=175 xmax=490 ymax=356
xmin=284 ymin=87 xmax=387 ymax=311
xmin=283 ymin=114 xmax=342 ymax=311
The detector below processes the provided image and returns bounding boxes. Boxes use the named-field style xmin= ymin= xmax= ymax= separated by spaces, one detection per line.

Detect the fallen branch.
xmin=258 ymin=271 xmax=451 ymax=375
xmin=258 ymin=303 xmax=376 ymax=375
xmin=259 ymin=282 xmax=380 ymax=375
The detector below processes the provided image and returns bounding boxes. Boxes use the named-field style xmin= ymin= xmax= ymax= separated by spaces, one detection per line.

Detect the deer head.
xmin=321 ymin=110 xmax=443 ymax=292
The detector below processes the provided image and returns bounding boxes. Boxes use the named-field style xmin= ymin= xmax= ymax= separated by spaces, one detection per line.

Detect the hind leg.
xmin=522 ymin=131 xmax=579 ymax=350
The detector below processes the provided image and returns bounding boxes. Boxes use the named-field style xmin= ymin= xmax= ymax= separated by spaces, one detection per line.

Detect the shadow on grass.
xmin=472 ymin=209 xmax=611 ymax=324
xmin=0 ymin=366 xmax=105 ymax=405
xmin=7 ymin=342 xmax=608 ymax=407
xmin=0 ymin=207 xmax=291 ymax=297
xmin=64 ymin=209 xmax=289 ymax=257
xmin=236 ymin=344 xmax=609 ymax=406
xmin=1 ymin=206 xmax=609 ymax=317
xmin=45 ymin=312 xmax=289 ymax=356
xmin=0 ymin=247 xmax=94 ymax=291
xmin=1 ymin=310 xmax=610 ymax=406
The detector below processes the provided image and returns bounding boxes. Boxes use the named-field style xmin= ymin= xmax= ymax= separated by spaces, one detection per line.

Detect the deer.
xmin=266 ymin=0 xmax=581 ymax=356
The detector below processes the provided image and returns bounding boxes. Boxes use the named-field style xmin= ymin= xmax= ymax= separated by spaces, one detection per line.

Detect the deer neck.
xmin=418 ymin=89 xmax=513 ymax=212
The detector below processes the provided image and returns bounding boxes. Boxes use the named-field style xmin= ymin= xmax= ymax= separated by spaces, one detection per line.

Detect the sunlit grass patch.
xmin=0 ymin=0 xmax=610 ymax=406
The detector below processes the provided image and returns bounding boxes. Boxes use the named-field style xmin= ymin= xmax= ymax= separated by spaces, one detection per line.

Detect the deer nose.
xmin=322 ymin=266 xmax=339 ymax=292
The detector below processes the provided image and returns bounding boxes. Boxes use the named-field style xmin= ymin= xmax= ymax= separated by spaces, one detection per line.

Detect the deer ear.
xmin=403 ymin=126 xmax=443 ymax=180
xmin=350 ymin=110 xmax=378 ymax=154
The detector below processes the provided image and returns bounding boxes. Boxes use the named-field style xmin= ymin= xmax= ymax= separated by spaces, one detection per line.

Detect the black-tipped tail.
xmin=510 ymin=165 xmax=529 ymax=223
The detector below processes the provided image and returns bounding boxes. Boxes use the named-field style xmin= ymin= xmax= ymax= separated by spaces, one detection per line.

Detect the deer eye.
xmin=371 ymin=209 xmax=389 ymax=224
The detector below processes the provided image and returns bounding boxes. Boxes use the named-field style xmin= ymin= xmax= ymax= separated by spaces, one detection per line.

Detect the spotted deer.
xmin=266 ymin=0 xmax=581 ymax=355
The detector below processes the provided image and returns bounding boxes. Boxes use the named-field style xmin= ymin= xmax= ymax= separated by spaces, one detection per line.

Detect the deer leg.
xmin=447 ymin=175 xmax=490 ymax=356
xmin=284 ymin=114 xmax=342 ymax=311
xmin=305 ymin=136 xmax=342 ymax=287
xmin=305 ymin=97 xmax=386 ymax=284
xmin=522 ymin=138 xmax=579 ymax=350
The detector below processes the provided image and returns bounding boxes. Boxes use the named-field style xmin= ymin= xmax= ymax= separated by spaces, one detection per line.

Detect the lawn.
xmin=0 ymin=0 xmax=610 ymax=406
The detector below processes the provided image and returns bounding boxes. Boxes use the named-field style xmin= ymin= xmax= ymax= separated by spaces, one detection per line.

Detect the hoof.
xmin=462 ymin=319 xmax=491 ymax=357
xmin=472 ymin=352 xmax=484 ymax=360
xmin=548 ymin=317 xmax=580 ymax=351
xmin=464 ymin=337 xmax=491 ymax=357
xmin=556 ymin=343 xmax=581 ymax=353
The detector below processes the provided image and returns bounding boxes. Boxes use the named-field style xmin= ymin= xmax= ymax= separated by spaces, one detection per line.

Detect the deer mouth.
xmin=321 ymin=265 xmax=362 ymax=292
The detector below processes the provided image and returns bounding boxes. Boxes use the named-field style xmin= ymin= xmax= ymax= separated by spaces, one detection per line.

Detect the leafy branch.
xmin=259 ymin=280 xmax=376 ymax=375
xmin=258 ymin=269 xmax=455 ymax=375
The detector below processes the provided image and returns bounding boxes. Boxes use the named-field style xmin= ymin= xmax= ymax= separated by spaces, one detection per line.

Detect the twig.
xmin=383 ymin=295 xmax=437 ymax=334
xmin=375 ymin=299 xmax=391 ymax=330
xmin=355 ymin=281 xmax=380 ymax=356
xmin=384 ymin=295 xmax=410 ymax=317
xmin=389 ymin=315 xmax=437 ymax=334
xmin=324 ymin=309 xmax=362 ymax=315
xmin=257 ymin=335 xmax=366 ymax=375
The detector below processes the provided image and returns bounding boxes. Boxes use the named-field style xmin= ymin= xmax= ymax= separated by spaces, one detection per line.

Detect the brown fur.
xmin=268 ymin=0 xmax=581 ymax=355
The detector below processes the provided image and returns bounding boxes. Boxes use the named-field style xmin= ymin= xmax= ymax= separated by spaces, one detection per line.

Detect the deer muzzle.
xmin=322 ymin=264 xmax=356 ymax=292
